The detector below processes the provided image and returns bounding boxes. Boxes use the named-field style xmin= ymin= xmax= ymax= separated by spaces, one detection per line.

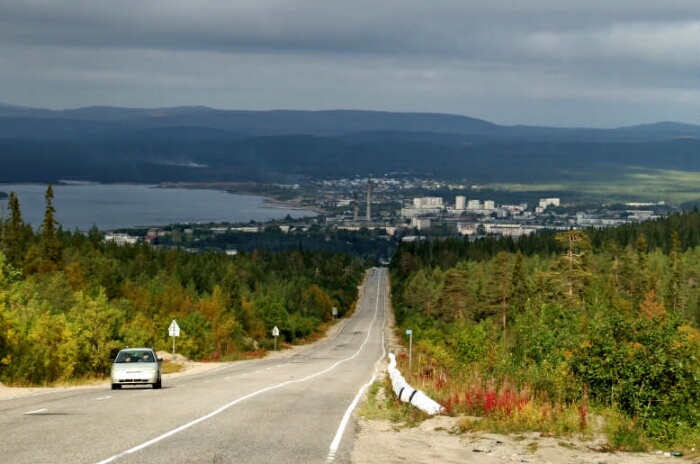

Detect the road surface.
xmin=0 ymin=267 xmax=389 ymax=464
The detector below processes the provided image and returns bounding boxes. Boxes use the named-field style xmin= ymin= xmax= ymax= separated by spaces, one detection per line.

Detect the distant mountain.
xmin=0 ymin=105 xmax=699 ymax=187
xmin=1 ymin=105 xmax=697 ymax=141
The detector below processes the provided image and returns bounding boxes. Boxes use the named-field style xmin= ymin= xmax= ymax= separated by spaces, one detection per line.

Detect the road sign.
xmin=168 ymin=320 xmax=180 ymax=337
xmin=272 ymin=326 xmax=280 ymax=351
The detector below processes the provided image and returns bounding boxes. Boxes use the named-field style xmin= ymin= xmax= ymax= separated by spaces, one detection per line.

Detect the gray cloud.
xmin=0 ymin=0 xmax=697 ymax=126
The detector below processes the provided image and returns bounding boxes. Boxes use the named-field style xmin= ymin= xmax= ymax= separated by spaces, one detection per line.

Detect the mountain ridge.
xmin=0 ymin=105 xmax=699 ymax=194
xmin=0 ymin=104 xmax=697 ymax=141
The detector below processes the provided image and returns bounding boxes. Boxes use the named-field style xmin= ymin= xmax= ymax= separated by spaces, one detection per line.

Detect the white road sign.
xmin=168 ymin=320 xmax=180 ymax=337
xmin=272 ymin=326 xmax=279 ymax=337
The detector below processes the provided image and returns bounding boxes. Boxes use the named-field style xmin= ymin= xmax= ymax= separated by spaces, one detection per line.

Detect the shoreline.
xmin=159 ymin=181 xmax=324 ymax=214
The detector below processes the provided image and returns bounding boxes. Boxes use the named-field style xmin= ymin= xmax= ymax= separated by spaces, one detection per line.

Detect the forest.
xmin=5 ymin=182 xmax=700 ymax=449
xmin=0 ymin=187 xmax=365 ymax=385
xmin=389 ymin=209 xmax=700 ymax=448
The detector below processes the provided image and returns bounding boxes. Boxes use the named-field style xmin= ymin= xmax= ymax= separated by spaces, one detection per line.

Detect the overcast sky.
xmin=0 ymin=0 xmax=697 ymax=127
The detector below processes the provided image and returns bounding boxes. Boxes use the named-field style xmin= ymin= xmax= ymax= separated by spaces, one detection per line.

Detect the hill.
xmin=0 ymin=105 xmax=698 ymax=189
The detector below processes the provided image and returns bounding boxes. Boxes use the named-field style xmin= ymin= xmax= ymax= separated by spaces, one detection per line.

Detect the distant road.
xmin=0 ymin=268 xmax=389 ymax=464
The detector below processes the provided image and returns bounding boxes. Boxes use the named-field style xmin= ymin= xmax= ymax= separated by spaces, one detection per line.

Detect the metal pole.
xmin=172 ymin=336 xmax=175 ymax=358
xmin=409 ymin=332 xmax=413 ymax=372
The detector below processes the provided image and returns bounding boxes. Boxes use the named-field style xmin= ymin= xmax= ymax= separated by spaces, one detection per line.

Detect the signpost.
xmin=168 ymin=319 xmax=180 ymax=358
xmin=332 ymin=307 xmax=338 ymax=319
xmin=272 ymin=326 xmax=279 ymax=351
xmin=405 ymin=329 xmax=413 ymax=371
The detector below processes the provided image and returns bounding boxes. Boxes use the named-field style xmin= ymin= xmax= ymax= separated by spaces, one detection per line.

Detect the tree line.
xmin=0 ymin=186 xmax=365 ymax=385
xmin=390 ymin=212 xmax=700 ymax=445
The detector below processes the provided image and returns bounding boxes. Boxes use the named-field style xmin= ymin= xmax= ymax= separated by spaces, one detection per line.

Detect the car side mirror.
xmin=157 ymin=357 xmax=163 ymax=363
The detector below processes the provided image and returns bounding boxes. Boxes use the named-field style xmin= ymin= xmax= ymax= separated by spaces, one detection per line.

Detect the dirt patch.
xmin=351 ymin=415 xmax=692 ymax=463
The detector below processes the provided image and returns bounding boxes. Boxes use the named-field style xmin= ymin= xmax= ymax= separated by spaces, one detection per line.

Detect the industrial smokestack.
xmin=366 ymin=179 xmax=371 ymax=225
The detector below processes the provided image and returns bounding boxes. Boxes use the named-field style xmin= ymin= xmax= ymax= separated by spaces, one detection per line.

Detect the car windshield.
xmin=116 ymin=351 xmax=154 ymax=363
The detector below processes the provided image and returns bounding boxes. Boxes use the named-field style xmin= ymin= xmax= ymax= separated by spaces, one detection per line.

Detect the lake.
xmin=0 ymin=183 xmax=316 ymax=232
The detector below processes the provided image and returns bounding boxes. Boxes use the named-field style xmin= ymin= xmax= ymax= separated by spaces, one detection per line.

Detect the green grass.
xmin=483 ymin=167 xmax=700 ymax=204
xmin=161 ymin=362 xmax=184 ymax=374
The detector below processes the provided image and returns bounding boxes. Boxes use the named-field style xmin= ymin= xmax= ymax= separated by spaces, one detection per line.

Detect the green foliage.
xmin=0 ymin=196 xmax=364 ymax=385
xmin=390 ymin=212 xmax=700 ymax=446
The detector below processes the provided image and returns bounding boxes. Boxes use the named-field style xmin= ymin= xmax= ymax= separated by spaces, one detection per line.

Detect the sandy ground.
xmin=351 ymin=413 xmax=694 ymax=464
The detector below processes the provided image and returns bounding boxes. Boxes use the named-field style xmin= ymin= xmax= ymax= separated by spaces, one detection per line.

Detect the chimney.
xmin=366 ymin=179 xmax=371 ymax=225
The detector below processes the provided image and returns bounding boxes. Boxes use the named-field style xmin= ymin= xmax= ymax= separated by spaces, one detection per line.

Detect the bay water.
xmin=0 ymin=183 xmax=315 ymax=232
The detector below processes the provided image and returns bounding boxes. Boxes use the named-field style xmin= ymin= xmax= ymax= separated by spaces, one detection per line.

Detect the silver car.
xmin=110 ymin=348 xmax=163 ymax=390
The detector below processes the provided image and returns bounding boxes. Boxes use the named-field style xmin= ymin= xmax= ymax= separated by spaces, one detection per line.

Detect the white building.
xmin=455 ymin=196 xmax=466 ymax=210
xmin=401 ymin=197 xmax=443 ymax=218
xmin=413 ymin=197 xmax=443 ymax=208
xmin=467 ymin=200 xmax=481 ymax=210
xmin=411 ymin=217 xmax=431 ymax=230
xmin=484 ymin=200 xmax=495 ymax=210
xmin=104 ymin=233 xmax=138 ymax=246
xmin=539 ymin=198 xmax=560 ymax=209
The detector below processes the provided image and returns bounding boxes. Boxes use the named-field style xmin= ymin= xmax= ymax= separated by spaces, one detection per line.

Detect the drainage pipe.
xmin=387 ymin=353 xmax=444 ymax=415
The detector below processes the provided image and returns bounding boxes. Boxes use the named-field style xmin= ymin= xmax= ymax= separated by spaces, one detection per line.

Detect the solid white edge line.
xmin=326 ymin=268 xmax=388 ymax=462
xmin=95 ymin=270 xmax=386 ymax=464
xmin=24 ymin=408 xmax=47 ymax=415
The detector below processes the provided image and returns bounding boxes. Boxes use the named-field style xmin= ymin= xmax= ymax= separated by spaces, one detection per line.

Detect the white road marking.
xmin=96 ymin=269 xmax=387 ymax=464
xmin=24 ymin=409 xmax=47 ymax=415
xmin=326 ymin=269 xmax=387 ymax=462
xmin=95 ymin=396 xmax=111 ymax=401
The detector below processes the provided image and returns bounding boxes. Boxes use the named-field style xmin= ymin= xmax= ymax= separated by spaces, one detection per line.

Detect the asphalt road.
xmin=0 ymin=267 xmax=389 ymax=464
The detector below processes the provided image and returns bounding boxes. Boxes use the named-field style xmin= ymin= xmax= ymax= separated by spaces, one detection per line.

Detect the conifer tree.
xmin=554 ymin=230 xmax=591 ymax=304
xmin=435 ymin=266 xmax=472 ymax=322
xmin=509 ymin=250 xmax=529 ymax=314
xmin=664 ymin=231 xmax=683 ymax=313
xmin=3 ymin=192 xmax=27 ymax=266
xmin=41 ymin=185 xmax=62 ymax=265
xmin=632 ymin=234 xmax=651 ymax=307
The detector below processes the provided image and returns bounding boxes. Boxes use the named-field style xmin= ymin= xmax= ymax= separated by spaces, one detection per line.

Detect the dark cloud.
xmin=0 ymin=0 xmax=697 ymax=126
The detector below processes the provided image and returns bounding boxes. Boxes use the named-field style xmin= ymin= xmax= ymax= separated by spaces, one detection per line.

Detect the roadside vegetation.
xmin=386 ymin=210 xmax=700 ymax=452
xmin=0 ymin=187 xmax=365 ymax=386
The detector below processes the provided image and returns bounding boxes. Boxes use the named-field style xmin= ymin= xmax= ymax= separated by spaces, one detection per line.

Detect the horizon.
xmin=1 ymin=102 xmax=697 ymax=131
xmin=0 ymin=2 xmax=697 ymax=129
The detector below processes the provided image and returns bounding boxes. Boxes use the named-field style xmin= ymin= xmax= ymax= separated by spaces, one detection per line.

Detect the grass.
xmin=482 ymin=167 xmax=700 ymax=204
xmin=355 ymin=375 xmax=433 ymax=426
xmin=161 ymin=361 xmax=184 ymax=374
xmin=370 ymin=353 xmax=694 ymax=453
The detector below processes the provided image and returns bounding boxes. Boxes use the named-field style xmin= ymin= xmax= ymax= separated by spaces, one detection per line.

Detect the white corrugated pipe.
xmin=387 ymin=353 xmax=444 ymax=415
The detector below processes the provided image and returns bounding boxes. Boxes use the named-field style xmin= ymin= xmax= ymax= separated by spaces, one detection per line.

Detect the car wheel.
xmin=153 ymin=377 xmax=162 ymax=389
xmin=111 ymin=383 xmax=121 ymax=390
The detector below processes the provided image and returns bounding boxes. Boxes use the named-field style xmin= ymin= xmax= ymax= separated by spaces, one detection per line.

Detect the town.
xmin=104 ymin=176 xmax=676 ymax=253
